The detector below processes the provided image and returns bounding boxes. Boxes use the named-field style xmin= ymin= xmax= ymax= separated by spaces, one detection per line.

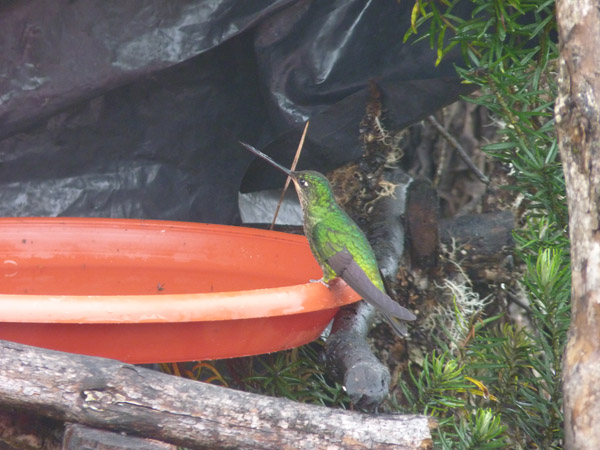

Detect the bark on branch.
xmin=556 ymin=1 xmax=600 ymax=448
xmin=0 ymin=340 xmax=432 ymax=449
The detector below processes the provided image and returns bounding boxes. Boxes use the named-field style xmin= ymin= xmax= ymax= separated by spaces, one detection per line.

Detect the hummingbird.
xmin=240 ymin=142 xmax=416 ymax=336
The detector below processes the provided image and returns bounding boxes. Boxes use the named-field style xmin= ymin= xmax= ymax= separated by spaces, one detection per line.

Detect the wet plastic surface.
xmin=0 ymin=218 xmax=361 ymax=363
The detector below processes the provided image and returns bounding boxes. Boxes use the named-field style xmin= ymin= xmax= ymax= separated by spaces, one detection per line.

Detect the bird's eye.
xmin=299 ymin=177 xmax=309 ymax=187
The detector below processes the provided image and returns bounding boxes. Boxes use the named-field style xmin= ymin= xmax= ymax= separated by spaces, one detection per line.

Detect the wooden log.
xmin=0 ymin=408 xmax=62 ymax=449
xmin=406 ymin=179 xmax=440 ymax=272
xmin=439 ymin=211 xmax=514 ymax=264
xmin=439 ymin=210 xmax=514 ymax=282
xmin=325 ymin=300 xmax=391 ymax=410
xmin=369 ymin=168 xmax=412 ymax=279
xmin=62 ymin=424 xmax=177 ymax=450
xmin=0 ymin=340 xmax=433 ymax=449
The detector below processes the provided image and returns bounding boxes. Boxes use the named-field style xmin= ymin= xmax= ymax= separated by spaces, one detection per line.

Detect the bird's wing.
xmin=326 ymin=248 xmax=416 ymax=322
xmin=381 ymin=311 xmax=409 ymax=336
xmin=312 ymin=223 xmax=416 ymax=323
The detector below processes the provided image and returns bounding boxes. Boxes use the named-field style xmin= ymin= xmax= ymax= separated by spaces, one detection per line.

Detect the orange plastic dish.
xmin=0 ymin=218 xmax=361 ymax=363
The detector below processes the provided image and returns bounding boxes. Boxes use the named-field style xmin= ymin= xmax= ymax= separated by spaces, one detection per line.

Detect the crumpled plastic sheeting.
xmin=0 ymin=37 xmax=266 ymax=223
xmin=0 ymin=0 xmax=292 ymax=138
xmin=242 ymin=0 xmax=476 ymax=192
xmin=0 ymin=0 xmax=472 ymax=223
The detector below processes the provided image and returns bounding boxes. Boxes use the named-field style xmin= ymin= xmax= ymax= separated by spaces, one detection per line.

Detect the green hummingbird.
xmin=240 ymin=142 xmax=416 ymax=336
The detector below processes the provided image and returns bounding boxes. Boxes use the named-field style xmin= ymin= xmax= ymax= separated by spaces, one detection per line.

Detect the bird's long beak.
xmin=239 ymin=142 xmax=294 ymax=178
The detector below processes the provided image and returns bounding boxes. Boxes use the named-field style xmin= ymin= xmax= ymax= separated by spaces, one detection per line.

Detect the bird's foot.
xmin=309 ymin=278 xmax=330 ymax=288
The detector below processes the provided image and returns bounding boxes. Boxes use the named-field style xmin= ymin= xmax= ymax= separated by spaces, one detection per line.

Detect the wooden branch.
xmin=325 ymin=300 xmax=391 ymax=410
xmin=406 ymin=179 xmax=440 ymax=272
xmin=426 ymin=115 xmax=489 ymax=184
xmin=0 ymin=408 xmax=62 ymax=449
xmin=439 ymin=211 xmax=513 ymax=262
xmin=555 ymin=1 xmax=600 ymax=448
xmin=439 ymin=211 xmax=514 ymax=282
xmin=0 ymin=340 xmax=433 ymax=449
xmin=369 ymin=168 xmax=412 ymax=278
xmin=63 ymin=424 xmax=177 ymax=450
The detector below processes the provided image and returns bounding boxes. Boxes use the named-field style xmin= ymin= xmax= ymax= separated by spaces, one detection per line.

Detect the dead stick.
xmin=426 ymin=115 xmax=489 ymax=184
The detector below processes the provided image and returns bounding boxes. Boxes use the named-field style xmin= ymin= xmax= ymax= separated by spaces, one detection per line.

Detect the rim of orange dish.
xmin=0 ymin=217 xmax=361 ymax=324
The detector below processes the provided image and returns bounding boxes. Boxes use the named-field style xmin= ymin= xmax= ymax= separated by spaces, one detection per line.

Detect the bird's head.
xmin=289 ymin=170 xmax=334 ymax=210
xmin=239 ymin=142 xmax=335 ymax=210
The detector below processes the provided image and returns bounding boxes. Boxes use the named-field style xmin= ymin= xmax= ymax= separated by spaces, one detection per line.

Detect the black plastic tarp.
xmin=0 ymin=0 xmax=473 ymax=224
